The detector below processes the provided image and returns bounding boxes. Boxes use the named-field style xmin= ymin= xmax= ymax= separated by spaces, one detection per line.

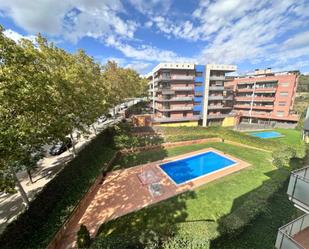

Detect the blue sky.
xmin=0 ymin=0 xmax=309 ymax=75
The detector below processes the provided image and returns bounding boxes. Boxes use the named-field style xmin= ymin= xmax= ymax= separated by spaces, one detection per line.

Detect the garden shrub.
xmin=77 ymin=224 xmax=92 ymax=248
xmin=0 ymin=128 xmax=117 ymax=249
xmin=272 ymin=146 xmax=296 ymax=168
xmin=218 ymin=170 xmax=289 ymax=237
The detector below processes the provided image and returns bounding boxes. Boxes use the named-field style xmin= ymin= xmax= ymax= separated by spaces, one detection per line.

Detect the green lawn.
xmin=92 ymin=141 xmax=299 ymax=248
xmin=211 ymin=179 xmax=302 ymax=249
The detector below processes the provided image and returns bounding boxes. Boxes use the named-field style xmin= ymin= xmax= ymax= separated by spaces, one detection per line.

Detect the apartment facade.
xmin=231 ymin=69 xmax=299 ymax=126
xmin=147 ymin=63 xmax=237 ymax=126
xmin=275 ymin=166 xmax=309 ymax=249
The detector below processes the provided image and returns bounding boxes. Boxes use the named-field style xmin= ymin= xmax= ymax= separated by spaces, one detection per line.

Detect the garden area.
xmin=0 ymin=121 xmax=306 ymax=249
xmin=90 ymin=126 xmax=307 ymax=249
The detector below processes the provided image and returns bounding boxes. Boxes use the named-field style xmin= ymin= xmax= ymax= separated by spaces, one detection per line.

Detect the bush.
xmin=218 ymin=170 xmax=289 ymax=237
xmin=77 ymin=225 xmax=92 ymax=248
xmin=0 ymin=128 xmax=117 ymax=249
xmin=272 ymin=146 xmax=296 ymax=168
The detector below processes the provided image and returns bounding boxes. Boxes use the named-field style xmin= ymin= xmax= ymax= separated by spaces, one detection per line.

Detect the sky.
xmin=0 ymin=0 xmax=309 ymax=75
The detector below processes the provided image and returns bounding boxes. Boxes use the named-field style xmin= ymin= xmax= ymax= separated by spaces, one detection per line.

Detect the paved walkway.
xmin=57 ymin=148 xmax=250 ymax=249
xmin=0 ymin=119 xmax=117 ymax=234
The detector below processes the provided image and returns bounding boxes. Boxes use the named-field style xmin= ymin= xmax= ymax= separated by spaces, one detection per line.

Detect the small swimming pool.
xmin=160 ymin=151 xmax=236 ymax=185
xmin=249 ymin=131 xmax=283 ymax=139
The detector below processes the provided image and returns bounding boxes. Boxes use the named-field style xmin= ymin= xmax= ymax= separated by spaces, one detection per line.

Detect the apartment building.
xmin=275 ymin=166 xmax=309 ymax=249
xmin=147 ymin=63 xmax=237 ymax=126
xmin=231 ymin=69 xmax=299 ymax=126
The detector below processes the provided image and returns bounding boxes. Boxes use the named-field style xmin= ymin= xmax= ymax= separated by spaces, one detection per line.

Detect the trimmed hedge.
xmin=0 ymin=127 xmax=117 ymax=249
xmin=218 ymin=169 xmax=290 ymax=237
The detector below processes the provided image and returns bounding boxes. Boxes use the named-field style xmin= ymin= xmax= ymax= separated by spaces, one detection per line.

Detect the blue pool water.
xmin=249 ymin=131 xmax=283 ymax=139
xmin=160 ymin=151 xmax=236 ymax=184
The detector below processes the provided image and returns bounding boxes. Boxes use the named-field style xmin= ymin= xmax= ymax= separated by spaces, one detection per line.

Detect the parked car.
xmin=49 ymin=138 xmax=72 ymax=156
xmin=97 ymin=115 xmax=107 ymax=123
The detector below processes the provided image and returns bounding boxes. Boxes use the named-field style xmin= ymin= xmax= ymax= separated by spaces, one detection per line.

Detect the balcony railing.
xmin=171 ymin=75 xmax=195 ymax=81
xmin=156 ymin=97 xmax=193 ymax=102
xmin=208 ymin=113 xmax=234 ymax=119
xmin=275 ymin=214 xmax=309 ymax=249
xmin=158 ymin=106 xmax=193 ymax=112
xmin=254 ymin=87 xmax=276 ymax=93
xmin=172 ymin=86 xmax=194 ymax=91
xmin=208 ymin=95 xmax=224 ymax=100
xmin=159 ymin=89 xmax=175 ymax=95
xmin=208 ymin=105 xmax=233 ymax=110
xmin=287 ymin=166 xmax=309 ymax=212
xmin=209 ymin=75 xmax=226 ymax=81
xmin=251 ymin=105 xmax=274 ymax=110
xmin=209 ymin=86 xmax=224 ymax=91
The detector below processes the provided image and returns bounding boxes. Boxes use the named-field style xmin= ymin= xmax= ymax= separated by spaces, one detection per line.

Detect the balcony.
xmin=237 ymin=81 xmax=255 ymax=85
xmin=194 ymin=96 xmax=203 ymax=102
xmin=234 ymin=105 xmax=251 ymax=109
xmin=195 ymin=76 xmax=204 ymax=82
xmin=209 ymin=75 xmax=226 ymax=81
xmin=209 ymin=86 xmax=224 ymax=91
xmin=251 ymin=105 xmax=273 ymax=110
xmin=156 ymin=97 xmax=193 ymax=102
xmin=208 ymin=113 xmax=234 ymax=119
xmin=287 ymin=166 xmax=309 ymax=212
xmin=171 ymin=75 xmax=195 ymax=81
xmin=208 ymin=95 xmax=224 ymax=100
xmin=158 ymin=106 xmax=193 ymax=112
xmin=237 ymin=88 xmax=254 ymax=92
xmin=235 ymin=96 xmax=253 ymax=101
xmin=193 ymin=105 xmax=202 ymax=112
xmin=173 ymin=86 xmax=194 ymax=91
xmin=208 ymin=105 xmax=233 ymax=110
xmin=254 ymin=87 xmax=276 ymax=93
xmin=195 ymin=86 xmax=204 ymax=92
xmin=159 ymin=89 xmax=175 ymax=95
xmin=275 ymin=214 xmax=309 ymax=249
xmin=253 ymin=97 xmax=275 ymax=102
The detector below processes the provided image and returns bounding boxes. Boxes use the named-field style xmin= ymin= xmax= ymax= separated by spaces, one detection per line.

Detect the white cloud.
xmin=0 ymin=0 xmax=137 ymax=42
xmin=128 ymin=0 xmax=172 ymax=15
xmin=3 ymin=29 xmax=36 ymax=43
xmin=282 ymin=31 xmax=309 ymax=49
xmin=105 ymin=36 xmax=194 ymax=63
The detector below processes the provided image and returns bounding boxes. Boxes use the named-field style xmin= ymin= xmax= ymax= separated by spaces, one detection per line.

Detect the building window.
xmin=183 ymin=112 xmax=187 ymax=117
xmin=280 ymin=82 xmax=289 ymax=87
xmin=276 ymin=111 xmax=284 ymax=117
xmin=278 ymin=101 xmax=286 ymax=106
xmin=196 ymin=72 xmax=203 ymax=77
xmin=279 ymin=92 xmax=288 ymax=96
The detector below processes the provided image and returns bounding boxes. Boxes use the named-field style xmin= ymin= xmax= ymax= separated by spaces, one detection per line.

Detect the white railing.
xmin=287 ymin=166 xmax=309 ymax=211
xmin=275 ymin=214 xmax=309 ymax=249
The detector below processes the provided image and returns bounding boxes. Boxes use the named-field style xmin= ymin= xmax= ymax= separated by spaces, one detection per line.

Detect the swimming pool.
xmin=249 ymin=131 xmax=283 ymax=139
xmin=160 ymin=151 xmax=236 ymax=185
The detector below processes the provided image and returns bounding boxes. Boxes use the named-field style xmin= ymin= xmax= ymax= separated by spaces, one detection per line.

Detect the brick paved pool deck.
xmin=59 ymin=147 xmax=250 ymax=249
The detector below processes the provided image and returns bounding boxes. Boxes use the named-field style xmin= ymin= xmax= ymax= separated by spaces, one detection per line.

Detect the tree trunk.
xmin=26 ymin=169 xmax=33 ymax=184
xmin=70 ymin=133 xmax=77 ymax=157
xmin=10 ymin=166 xmax=29 ymax=207
xmin=92 ymin=124 xmax=97 ymax=135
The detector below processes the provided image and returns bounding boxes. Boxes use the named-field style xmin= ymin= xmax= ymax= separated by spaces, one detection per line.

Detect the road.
xmin=0 ymin=99 xmax=142 ymax=234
